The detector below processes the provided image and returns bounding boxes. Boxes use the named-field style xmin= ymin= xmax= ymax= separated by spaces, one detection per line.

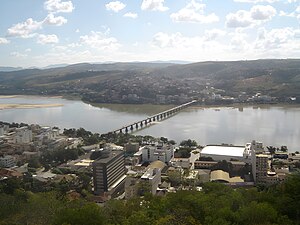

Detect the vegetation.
xmin=0 ymin=173 xmax=300 ymax=224
xmin=1 ymin=59 xmax=300 ymax=104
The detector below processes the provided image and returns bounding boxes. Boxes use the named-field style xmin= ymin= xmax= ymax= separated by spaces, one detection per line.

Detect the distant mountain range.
xmin=0 ymin=59 xmax=299 ymax=102
xmin=0 ymin=66 xmax=23 ymax=72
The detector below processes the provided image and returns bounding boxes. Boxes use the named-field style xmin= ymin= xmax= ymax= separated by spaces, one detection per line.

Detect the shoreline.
xmin=0 ymin=94 xmax=299 ymax=109
xmin=0 ymin=104 xmax=63 ymax=110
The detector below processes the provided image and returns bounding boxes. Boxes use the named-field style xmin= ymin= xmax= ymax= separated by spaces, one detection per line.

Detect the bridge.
xmin=102 ymin=100 xmax=197 ymax=136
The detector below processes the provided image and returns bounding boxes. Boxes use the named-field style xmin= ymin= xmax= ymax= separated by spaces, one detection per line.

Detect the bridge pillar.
xmin=140 ymin=121 xmax=143 ymax=127
xmin=130 ymin=125 xmax=133 ymax=131
xmin=119 ymin=129 xmax=123 ymax=133
xmin=145 ymin=120 xmax=148 ymax=125
xmin=135 ymin=123 xmax=138 ymax=129
xmin=153 ymin=117 xmax=156 ymax=121
xmin=125 ymin=127 xmax=128 ymax=133
xmin=149 ymin=118 xmax=152 ymax=122
xmin=157 ymin=115 xmax=160 ymax=120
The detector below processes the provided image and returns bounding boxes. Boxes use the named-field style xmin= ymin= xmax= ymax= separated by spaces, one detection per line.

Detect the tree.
xmin=53 ymin=202 xmax=107 ymax=225
xmin=280 ymin=146 xmax=288 ymax=152
xmin=28 ymin=157 xmax=41 ymax=168
xmin=267 ymin=146 xmax=276 ymax=155
xmin=180 ymin=139 xmax=198 ymax=148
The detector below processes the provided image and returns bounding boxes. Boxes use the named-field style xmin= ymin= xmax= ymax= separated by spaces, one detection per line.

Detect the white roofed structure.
xmin=200 ymin=144 xmax=254 ymax=163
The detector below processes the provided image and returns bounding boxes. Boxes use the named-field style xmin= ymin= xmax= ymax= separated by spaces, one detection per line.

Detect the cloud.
xmin=0 ymin=37 xmax=10 ymax=44
xmin=254 ymin=27 xmax=298 ymax=50
xmin=280 ymin=5 xmax=300 ymax=21
xmin=10 ymin=52 xmax=27 ymax=58
xmin=141 ymin=0 xmax=169 ymax=12
xmin=251 ymin=5 xmax=276 ymax=20
xmin=124 ymin=12 xmax=138 ymax=18
xmin=105 ymin=1 xmax=126 ymax=12
xmin=226 ymin=5 xmax=276 ymax=28
xmin=80 ymin=31 xmax=121 ymax=51
xmin=152 ymin=32 xmax=185 ymax=48
xmin=44 ymin=0 xmax=74 ymax=13
xmin=7 ymin=18 xmax=43 ymax=38
xmin=204 ymin=29 xmax=226 ymax=41
xmin=234 ymin=0 xmax=278 ymax=3
xmin=170 ymin=0 xmax=219 ymax=23
xmin=44 ymin=14 xmax=67 ymax=26
xmin=37 ymin=34 xmax=59 ymax=44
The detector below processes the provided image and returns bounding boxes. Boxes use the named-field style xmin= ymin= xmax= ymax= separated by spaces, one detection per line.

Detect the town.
xmin=1 ymin=121 xmax=299 ymax=203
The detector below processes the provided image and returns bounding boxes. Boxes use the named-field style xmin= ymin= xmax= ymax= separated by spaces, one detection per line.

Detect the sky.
xmin=0 ymin=0 xmax=299 ymax=68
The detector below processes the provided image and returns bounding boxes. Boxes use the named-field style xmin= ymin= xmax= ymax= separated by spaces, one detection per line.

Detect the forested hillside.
xmin=0 ymin=173 xmax=299 ymax=225
xmin=0 ymin=59 xmax=299 ymax=104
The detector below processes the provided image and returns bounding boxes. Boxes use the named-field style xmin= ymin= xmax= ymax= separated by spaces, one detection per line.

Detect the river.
xmin=1 ymin=95 xmax=299 ymax=152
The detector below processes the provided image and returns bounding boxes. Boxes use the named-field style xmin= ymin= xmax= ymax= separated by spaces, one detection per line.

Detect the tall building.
xmin=93 ymin=150 xmax=126 ymax=196
xmin=255 ymin=154 xmax=269 ymax=183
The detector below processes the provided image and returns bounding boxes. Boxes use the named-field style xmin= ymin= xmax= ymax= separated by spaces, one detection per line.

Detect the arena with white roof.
xmin=200 ymin=143 xmax=254 ymax=163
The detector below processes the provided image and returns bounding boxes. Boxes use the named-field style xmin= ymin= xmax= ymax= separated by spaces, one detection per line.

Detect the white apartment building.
xmin=14 ymin=127 xmax=33 ymax=144
xmin=134 ymin=142 xmax=174 ymax=164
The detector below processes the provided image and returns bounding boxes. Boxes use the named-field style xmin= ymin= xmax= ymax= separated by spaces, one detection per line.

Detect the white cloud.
xmin=25 ymin=48 xmax=32 ymax=52
xmin=141 ymin=0 xmax=169 ymax=12
xmin=280 ymin=5 xmax=300 ymax=21
xmin=7 ymin=18 xmax=42 ymax=38
xmin=43 ymin=14 xmax=67 ymax=26
xmin=37 ymin=34 xmax=59 ymax=44
xmin=10 ymin=52 xmax=27 ymax=58
xmin=226 ymin=10 xmax=253 ymax=27
xmin=229 ymin=32 xmax=250 ymax=51
xmin=0 ymin=37 xmax=10 ymax=44
xmin=170 ymin=0 xmax=219 ymax=23
xmin=226 ymin=5 xmax=276 ymax=28
xmin=44 ymin=0 xmax=74 ymax=13
xmin=105 ymin=1 xmax=126 ymax=12
xmin=124 ymin=12 xmax=138 ymax=18
xmin=204 ymin=29 xmax=226 ymax=41
xmin=75 ymin=29 xmax=80 ymax=33
xmin=80 ymin=31 xmax=121 ymax=51
xmin=254 ymin=27 xmax=298 ymax=50
xmin=234 ymin=0 xmax=278 ymax=3
xmin=251 ymin=5 xmax=276 ymax=20
xmin=152 ymin=32 xmax=185 ymax=48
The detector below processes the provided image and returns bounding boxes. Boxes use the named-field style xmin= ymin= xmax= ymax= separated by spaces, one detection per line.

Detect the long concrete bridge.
xmin=102 ymin=100 xmax=197 ymax=136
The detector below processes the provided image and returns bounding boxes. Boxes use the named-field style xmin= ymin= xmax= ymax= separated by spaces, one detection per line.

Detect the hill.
xmin=0 ymin=59 xmax=299 ymax=104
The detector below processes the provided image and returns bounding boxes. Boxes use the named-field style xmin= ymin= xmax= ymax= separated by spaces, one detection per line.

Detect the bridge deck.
xmin=105 ymin=100 xmax=197 ymax=134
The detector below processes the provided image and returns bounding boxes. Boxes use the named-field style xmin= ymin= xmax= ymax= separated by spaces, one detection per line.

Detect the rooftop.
xmin=201 ymin=145 xmax=245 ymax=157
xmin=210 ymin=170 xmax=244 ymax=183
xmin=93 ymin=150 xmax=124 ymax=164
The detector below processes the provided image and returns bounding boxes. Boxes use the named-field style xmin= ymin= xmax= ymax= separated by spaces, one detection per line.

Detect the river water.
xmin=1 ymin=96 xmax=299 ymax=152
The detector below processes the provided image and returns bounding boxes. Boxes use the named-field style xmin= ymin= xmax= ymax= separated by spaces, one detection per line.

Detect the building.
xmin=200 ymin=144 xmax=254 ymax=163
xmin=134 ymin=142 xmax=174 ymax=164
xmin=255 ymin=154 xmax=268 ymax=183
xmin=14 ymin=127 xmax=33 ymax=144
xmin=124 ymin=142 xmax=139 ymax=155
xmin=140 ymin=161 xmax=165 ymax=195
xmin=93 ymin=150 xmax=126 ymax=196
xmin=0 ymin=155 xmax=16 ymax=168
xmin=210 ymin=170 xmax=244 ymax=183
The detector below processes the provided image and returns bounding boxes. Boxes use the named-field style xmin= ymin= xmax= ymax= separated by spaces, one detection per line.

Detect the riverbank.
xmin=0 ymin=103 xmax=63 ymax=110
